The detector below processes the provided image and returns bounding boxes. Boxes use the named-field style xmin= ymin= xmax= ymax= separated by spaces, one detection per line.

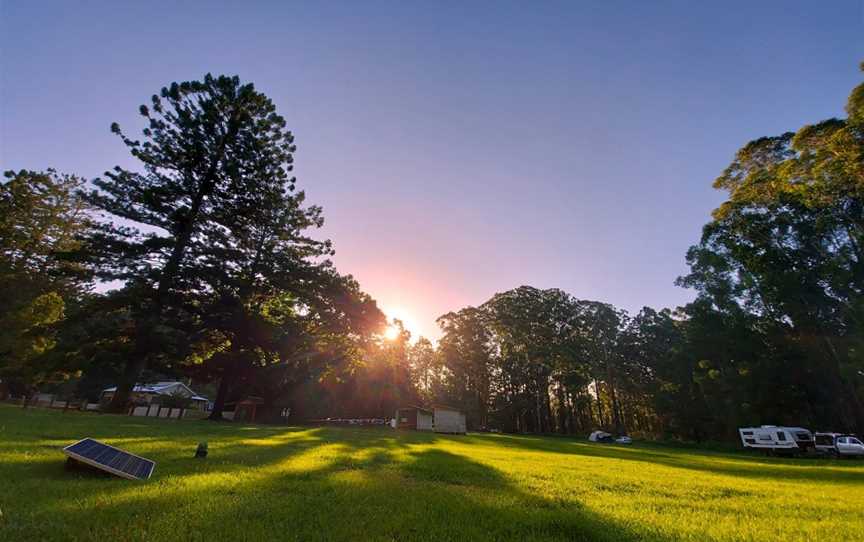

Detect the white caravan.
xmin=739 ymin=426 xmax=814 ymax=454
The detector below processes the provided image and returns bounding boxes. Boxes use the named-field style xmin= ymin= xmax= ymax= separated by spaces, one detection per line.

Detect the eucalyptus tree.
xmin=479 ymin=287 xmax=587 ymax=433
xmin=678 ymin=64 xmax=864 ymax=432
xmin=408 ymin=337 xmax=443 ymax=405
xmin=482 ymin=287 xmax=550 ymax=432
xmin=619 ymin=307 xmax=704 ymax=438
xmin=567 ymin=300 xmax=627 ymax=432
xmin=84 ymin=74 xmax=300 ymax=410
xmin=437 ymin=306 xmax=495 ymax=428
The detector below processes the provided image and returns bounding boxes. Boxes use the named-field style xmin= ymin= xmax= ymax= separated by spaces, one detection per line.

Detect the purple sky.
xmin=2 ymin=1 xmax=862 ymax=340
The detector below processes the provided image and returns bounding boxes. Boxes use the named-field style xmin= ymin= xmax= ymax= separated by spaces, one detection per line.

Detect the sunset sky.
xmin=2 ymin=1 xmax=861 ymax=341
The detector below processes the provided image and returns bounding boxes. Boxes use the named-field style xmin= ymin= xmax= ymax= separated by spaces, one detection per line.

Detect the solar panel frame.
xmin=62 ymin=438 xmax=155 ymax=480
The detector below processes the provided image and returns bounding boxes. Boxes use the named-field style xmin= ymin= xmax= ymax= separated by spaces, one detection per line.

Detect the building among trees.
xmin=395 ymin=406 xmax=433 ymax=431
xmin=100 ymin=382 xmax=209 ymax=411
xmin=395 ymin=405 xmax=467 ymax=434
xmin=433 ymin=406 xmax=467 ymax=434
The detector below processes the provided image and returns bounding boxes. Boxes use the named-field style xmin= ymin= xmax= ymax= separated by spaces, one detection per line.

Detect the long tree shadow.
xmin=29 ymin=445 xmax=675 ymax=541
xmin=0 ymin=416 xmax=336 ymax=529
xmin=3 ymin=423 xmax=434 ymax=532
xmin=7 ymin=408 xmax=859 ymax=541
xmin=463 ymin=433 xmax=864 ymax=485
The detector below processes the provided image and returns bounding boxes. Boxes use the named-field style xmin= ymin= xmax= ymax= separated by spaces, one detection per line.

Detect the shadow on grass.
xmin=463 ymin=433 xmax=864 ymax=484
xmin=30 ymin=445 xmax=671 ymax=541
xmin=0 ymin=405 xmax=668 ymax=540
xmin=8 ymin=406 xmax=861 ymax=541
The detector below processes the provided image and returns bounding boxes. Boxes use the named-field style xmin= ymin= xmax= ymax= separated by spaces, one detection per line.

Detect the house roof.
xmin=102 ymin=381 xmax=208 ymax=401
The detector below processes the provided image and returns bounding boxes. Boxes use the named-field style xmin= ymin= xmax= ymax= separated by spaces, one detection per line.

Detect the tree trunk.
xmin=593 ymin=379 xmax=604 ymax=427
xmin=106 ymin=318 xmax=152 ymax=413
xmin=534 ymin=389 xmax=542 ymax=433
xmin=209 ymin=360 xmax=235 ymax=421
xmin=555 ymin=383 xmax=566 ymax=434
xmin=822 ymin=335 xmax=864 ymax=433
xmin=604 ymin=353 xmax=623 ymax=434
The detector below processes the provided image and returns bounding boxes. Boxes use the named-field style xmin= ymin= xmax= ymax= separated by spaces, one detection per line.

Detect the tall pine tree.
xmin=85 ymin=74 xmax=300 ymax=411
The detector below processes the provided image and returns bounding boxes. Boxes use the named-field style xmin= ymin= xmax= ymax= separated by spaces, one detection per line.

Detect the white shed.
xmin=433 ymin=405 xmax=467 ymax=434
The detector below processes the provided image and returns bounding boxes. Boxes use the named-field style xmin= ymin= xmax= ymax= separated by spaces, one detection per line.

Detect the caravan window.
xmin=776 ymin=432 xmax=786 ymax=441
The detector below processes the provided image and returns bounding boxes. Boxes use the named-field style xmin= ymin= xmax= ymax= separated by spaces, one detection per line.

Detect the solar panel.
xmin=62 ymin=438 xmax=155 ymax=480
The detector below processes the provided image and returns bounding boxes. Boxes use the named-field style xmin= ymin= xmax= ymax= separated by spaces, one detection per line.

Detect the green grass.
xmin=0 ymin=404 xmax=861 ymax=541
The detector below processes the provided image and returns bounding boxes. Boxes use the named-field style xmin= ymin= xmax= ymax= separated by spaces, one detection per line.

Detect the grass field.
xmin=0 ymin=404 xmax=861 ymax=541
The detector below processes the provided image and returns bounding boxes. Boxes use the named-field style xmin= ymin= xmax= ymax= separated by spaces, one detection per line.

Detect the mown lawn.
xmin=0 ymin=404 xmax=861 ymax=541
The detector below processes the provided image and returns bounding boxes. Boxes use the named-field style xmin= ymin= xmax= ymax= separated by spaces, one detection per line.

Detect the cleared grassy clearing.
xmin=0 ymin=404 xmax=861 ymax=541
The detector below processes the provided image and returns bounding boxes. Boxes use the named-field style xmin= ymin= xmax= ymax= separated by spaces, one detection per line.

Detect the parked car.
xmin=738 ymin=426 xmax=814 ymax=455
xmin=814 ymin=433 xmax=864 ymax=458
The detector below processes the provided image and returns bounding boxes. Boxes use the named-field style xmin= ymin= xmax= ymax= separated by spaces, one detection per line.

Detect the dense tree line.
xmin=409 ymin=64 xmax=864 ymax=439
xmin=0 ymin=66 xmax=861 ymax=440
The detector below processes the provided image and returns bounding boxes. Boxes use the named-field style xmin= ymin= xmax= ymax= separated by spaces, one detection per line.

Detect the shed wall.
xmin=417 ymin=411 xmax=433 ymax=431
xmin=434 ymin=408 xmax=466 ymax=434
